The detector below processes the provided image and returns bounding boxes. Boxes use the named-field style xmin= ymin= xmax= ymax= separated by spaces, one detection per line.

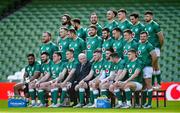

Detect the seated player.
xmin=117 ymin=49 xmax=143 ymax=108
xmin=53 ymin=49 xmax=78 ymax=107
xmin=14 ymin=53 xmax=41 ymax=106
xmin=98 ymin=48 xmax=115 ymax=98
xmin=34 ymin=52 xmax=53 ymax=107
xmin=108 ymin=53 xmax=126 ymax=108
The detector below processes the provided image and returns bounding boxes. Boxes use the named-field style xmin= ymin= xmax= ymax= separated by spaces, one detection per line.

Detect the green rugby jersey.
xmin=25 ymin=61 xmax=41 ymax=77
xmin=118 ymin=19 xmax=132 ymax=32
xmin=86 ymin=35 xmax=102 ymax=60
xmin=113 ymin=36 xmax=126 ymax=58
xmin=144 ymin=20 xmax=162 ymax=48
xmin=104 ymin=20 xmax=118 ymax=37
xmin=50 ymin=61 xmax=65 ymax=79
xmin=138 ymin=41 xmax=154 ymax=66
xmin=92 ymin=59 xmax=104 ymax=77
xmin=131 ymin=22 xmax=145 ymax=42
xmin=69 ymin=37 xmax=85 ymax=60
xmin=102 ymin=38 xmax=114 ymax=59
xmin=125 ymin=59 xmax=143 ymax=83
xmin=40 ymin=41 xmax=59 ymax=59
xmin=57 ymin=37 xmax=72 ymax=62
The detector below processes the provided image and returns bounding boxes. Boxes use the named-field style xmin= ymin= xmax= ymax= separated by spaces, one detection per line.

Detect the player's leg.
xmin=99 ymin=82 xmax=110 ymax=97
xmin=36 ymin=82 xmax=51 ymax=107
xmin=14 ymin=82 xmax=24 ymax=96
xmin=143 ymin=67 xmax=153 ymax=108
xmin=153 ymin=48 xmax=161 ymax=88
xmin=112 ymin=81 xmax=123 ymax=108
xmin=28 ymin=81 xmax=37 ymax=106
xmin=73 ymin=83 xmax=86 ymax=108
xmin=122 ymin=82 xmax=142 ymax=108
xmin=48 ymin=82 xmax=59 ymax=107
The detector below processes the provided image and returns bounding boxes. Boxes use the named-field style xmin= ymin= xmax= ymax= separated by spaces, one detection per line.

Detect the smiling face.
xmin=140 ymin=33 xmax=148 ymax=43
xmin=90 ymin=14 xmax=98 ymax=24
xmin=106 ymin=10 xmax=114 ymax=20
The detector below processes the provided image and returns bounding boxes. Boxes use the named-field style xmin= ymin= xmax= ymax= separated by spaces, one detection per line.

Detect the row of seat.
xmin=0 ymin=0 xmax=179 ymax=82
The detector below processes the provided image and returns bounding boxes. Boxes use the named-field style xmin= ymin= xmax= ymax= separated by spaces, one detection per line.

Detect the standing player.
xmin=68 ymin=29 xmax=86 ymax=60
xmin=102 ymin=28 xmax=114 ymax=59
xmin=138 ymin=31 xmax=157 ymax=108
xmin=72 ymin=18 xmax=87 ymax=41
xmin=117 ymin=9 xmax=132 ymax=32
xmin=14 ymin=53 xmax=41 ymax=106
xmin=89 ymin=12 xmax=102 ymax=37
xmin=104 ymin=9 xmax=118 ymax=37
xmin=40 ymin=32 xmax=59 ymax=59
xmin=123 ymin=29 xmax=138 ymax=62
xmin=112 ymin=27 xmax=126 ymax=59
xmin=57 ymin=27 xmax=72 ymax=62
xmin=86 ymin=25 xmax=102 ymax=61
xmin=118 ymin=49 xmax=143 ymax=108
xmin=61 ymin=14 xmax=74 ymax=30
xmin=144 ymin=11 xmax=164 ymax=88
xmin=130 ymin=13 xmax=145 ymax=42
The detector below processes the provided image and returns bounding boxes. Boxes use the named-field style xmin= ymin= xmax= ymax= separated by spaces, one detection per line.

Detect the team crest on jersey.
xmin=102 ymin=48 xmax=105 ymax=52
xmin=138 ymin=50 xmax=141 ymax=55
xmin=27 ymin=67 xmax=30 ymax=71
xmin=129 ymin=68 xmax=132 ymax=73
xmin=87 ymin=44 xmax=91 ymax=49
xmin=59 ymin=46 xmax=62 ymax=50
xmin=96 ymin=69 xmax=99 ymax=74
xmin=105 ymin=69 xmax=109 ymax=73
xmin=124 ymin=50 xmax=127 ymax=55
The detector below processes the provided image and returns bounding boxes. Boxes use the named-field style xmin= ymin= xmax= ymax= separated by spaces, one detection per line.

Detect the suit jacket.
xmin=70 ymin=61 xmax=91 ymax=84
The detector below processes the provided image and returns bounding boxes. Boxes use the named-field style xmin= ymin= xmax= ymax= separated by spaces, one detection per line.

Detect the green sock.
xmin=142 ymin=90 xmax=147 ymax=105
xmin=51 ymin=90 xmax=54 ymax=104
xmin=29 ymin=89 xmax=36 ymax=100
xmin=93 ymin=90 xmax=99 ymax=100
xmin=101 ymin=89 xmax=108 ymax=97
xmin=53 ymin=89 xmax=58 ymax=104
xmin=38 ymin=90 xmax=45 ymax=104
xmin=156 ymin=74 xmax=161 ymax=85
xmin=89 ymin=89 xmax=94 ymax=104
xmin=114 ymin=89 xmax=122 ymax=101
xmin=79 ymin=88 xmax=85 ymax=104
xmin=60 ymin=88 xmax=67 ymax=104
xmin=134 ymin=92 xmax=140 ymax=105
xmin=147 ymin=89 xmax=153 ymax=106
xmin=152 ymin=75 xmax=155 ymax=86
xmin=125 ymin=88 xmax=131 ymax=102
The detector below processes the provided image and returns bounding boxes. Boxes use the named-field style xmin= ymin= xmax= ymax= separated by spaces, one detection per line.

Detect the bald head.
xmin=78 ymin=53 xmax=87 ymax=64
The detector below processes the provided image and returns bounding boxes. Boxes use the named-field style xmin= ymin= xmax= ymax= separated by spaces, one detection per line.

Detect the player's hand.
xmin=79 ymin=80 xmax=84 ymax=85
xmin=35 ymin=82 xmax=40 ymax=88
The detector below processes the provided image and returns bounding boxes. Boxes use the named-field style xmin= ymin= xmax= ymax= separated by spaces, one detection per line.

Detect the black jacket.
xmin=70 ymin=61 xmax=91 ymax=84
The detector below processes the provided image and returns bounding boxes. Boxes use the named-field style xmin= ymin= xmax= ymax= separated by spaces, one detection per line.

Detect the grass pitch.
xmin=0 ymin=100 xmax=179 ymax=113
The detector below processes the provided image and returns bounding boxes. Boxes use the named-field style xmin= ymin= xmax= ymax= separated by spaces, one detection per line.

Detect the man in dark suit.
xmin=69 ymin=53 xmax=91 ymax=107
